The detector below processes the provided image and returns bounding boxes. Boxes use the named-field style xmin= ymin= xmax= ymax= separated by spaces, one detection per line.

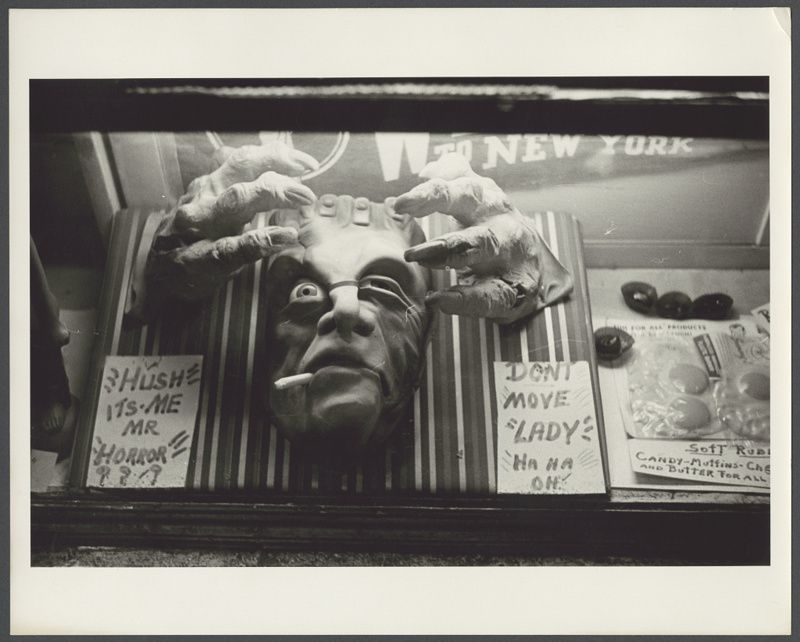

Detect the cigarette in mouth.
xmin=273 ymin=373 xmax=313 ymax=390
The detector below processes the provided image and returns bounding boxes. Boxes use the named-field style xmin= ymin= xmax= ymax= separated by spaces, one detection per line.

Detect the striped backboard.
xmin=71 ymin=209 xmax=605 ymax=495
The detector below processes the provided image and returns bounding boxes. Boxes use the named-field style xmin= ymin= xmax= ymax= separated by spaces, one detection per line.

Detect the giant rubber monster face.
xmin=264 ymin=195 xmax=432 ymax=458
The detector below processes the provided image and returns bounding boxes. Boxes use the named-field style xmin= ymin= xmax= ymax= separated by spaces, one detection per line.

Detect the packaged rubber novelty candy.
xmin=624 ymin=337 xmax=721 ymax=439
xmin=620 ymin=326 xmax=769 ymax=442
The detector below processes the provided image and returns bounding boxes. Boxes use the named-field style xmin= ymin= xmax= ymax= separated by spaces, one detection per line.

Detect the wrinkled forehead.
xmin=267 ymin=194 xmax=430 ymax=295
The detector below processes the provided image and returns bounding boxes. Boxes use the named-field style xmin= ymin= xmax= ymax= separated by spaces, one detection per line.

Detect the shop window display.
xmin=29 ymin=79 xmax=771 ymax=562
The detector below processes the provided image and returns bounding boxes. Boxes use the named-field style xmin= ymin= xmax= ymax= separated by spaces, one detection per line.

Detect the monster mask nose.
xmin=317 ymin=282 xmax=376 ymax=340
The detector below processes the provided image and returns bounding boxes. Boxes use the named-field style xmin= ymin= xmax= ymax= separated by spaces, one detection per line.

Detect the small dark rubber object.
xmin=621 ymin=281 xmax=658 ymax=315
xmin=655 ymin=291 xmax=693 ymax=320
xmin=689 ymin=293 xmax=733 ymax=320
xmin=594 ymin=326 xmax=635 ymax=361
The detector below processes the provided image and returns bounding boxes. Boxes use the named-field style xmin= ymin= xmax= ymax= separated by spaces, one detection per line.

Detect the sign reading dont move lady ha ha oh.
xmin=494 ymin=360 xmax=606 ymax=495
xmin=86 ymin=355 xmax=203 ymax=488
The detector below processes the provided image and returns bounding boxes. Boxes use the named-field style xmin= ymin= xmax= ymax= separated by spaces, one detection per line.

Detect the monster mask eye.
xmin=289 ymin=280 xmax=326 ymax=303
xmin=280 ymin=279 xmax=329 ymax=321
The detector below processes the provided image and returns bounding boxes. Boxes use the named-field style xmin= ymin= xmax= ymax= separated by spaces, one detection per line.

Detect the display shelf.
xmin=31 ymin=489 xmax=768 ymax=563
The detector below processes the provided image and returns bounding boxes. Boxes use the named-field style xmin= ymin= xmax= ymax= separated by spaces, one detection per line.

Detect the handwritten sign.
xmin=495 ymin=361 xmax=606 ymax=494
xmin=86 ymin=355 xmax=203 ymax=488
xmin=628 ymin=439 xmax=769 ymax=488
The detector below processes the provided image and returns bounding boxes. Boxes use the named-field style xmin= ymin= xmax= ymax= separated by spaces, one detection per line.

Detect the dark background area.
xmin=30 ymin=133 xmax=106 ymax=267
xmin=30 ymin=77 xmax=768 ymax=135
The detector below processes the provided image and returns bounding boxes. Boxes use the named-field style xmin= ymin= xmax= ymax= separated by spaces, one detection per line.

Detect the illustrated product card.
xmin=495 ymin=361 xmax=606 ymax=495
xmin=86 ymin=355 xmax=203 ymax=488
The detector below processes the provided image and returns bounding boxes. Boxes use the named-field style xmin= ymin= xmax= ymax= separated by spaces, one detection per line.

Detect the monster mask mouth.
xmin=300 ymin=346 xmax=392 ymax=401
xmin=265 ymin=341 xmax=397 ymax=456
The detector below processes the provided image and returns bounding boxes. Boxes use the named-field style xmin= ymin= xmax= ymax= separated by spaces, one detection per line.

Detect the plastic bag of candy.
xmin=622 ymin=332 xmax=769 ymax=441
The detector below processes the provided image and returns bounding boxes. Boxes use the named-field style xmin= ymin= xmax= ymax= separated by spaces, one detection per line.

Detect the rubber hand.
xmin=146 ymin=141 xmax=319 ymax=302
xmin=396 ymin=153 xmax=573 ymax=324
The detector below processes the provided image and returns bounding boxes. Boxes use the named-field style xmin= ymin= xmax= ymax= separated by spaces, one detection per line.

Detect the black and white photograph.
xmin=9 ymin=6 xmax=792 ymax=636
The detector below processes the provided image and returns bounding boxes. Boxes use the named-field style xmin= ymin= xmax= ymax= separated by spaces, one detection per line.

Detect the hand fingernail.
xmin=425 ymin=290 xmax=462 ymax=314
xmin=395 ymin=195 xmax=424 ymax=215
xmin=292 ymin=151 xmax=320 ymax=172
xmin=425 ymin=289 xmax=459 ymax=305
xmin=425 ymin=291 xmax=443 ymax=306
xmin=289 ymin=192 xmax=314 ymax=206
xmin=405 ymin=240 xmax=447 ymax=262
xmin=290 ymin=162 xmax=313 ymax=176
xmin=263 ymin=227 xmax=298 ymax=246
xmin=393 ymin=196 xmax=411 ymax=213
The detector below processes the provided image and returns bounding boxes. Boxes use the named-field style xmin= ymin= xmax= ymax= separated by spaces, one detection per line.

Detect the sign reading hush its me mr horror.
xmin=87 ymin=356 xmax=203 ymax=488
xmin=495 ymin=361 xmax=606 ymax=494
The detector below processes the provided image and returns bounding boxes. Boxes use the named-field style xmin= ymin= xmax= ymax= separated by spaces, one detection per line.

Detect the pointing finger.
xmin=425 ymin=278 xmax=519 ymax=320
xmin=404 ymin=226 xmax=501 ymax=269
